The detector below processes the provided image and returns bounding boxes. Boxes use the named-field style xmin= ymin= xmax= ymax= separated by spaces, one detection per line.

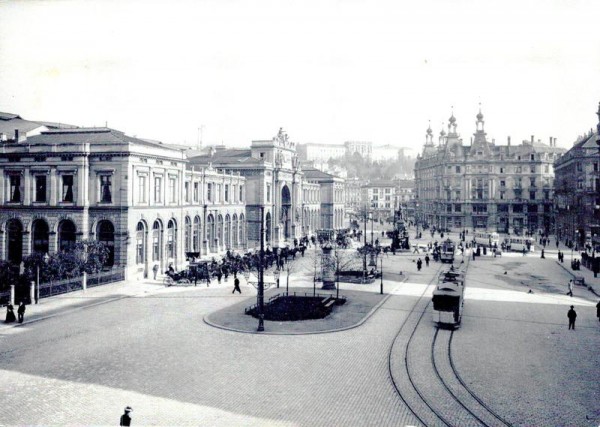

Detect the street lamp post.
xmin=36 ymin=252 xmax=50 ymax=304
xmin=380 ymin=254 xmax=384 ymax=295
xmin=257 ymin=207 xmax=265 ymax=332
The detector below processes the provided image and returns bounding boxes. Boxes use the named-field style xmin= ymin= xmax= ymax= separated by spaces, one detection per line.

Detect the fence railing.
xmin=1 ymin=267 xmax=126 ymax=306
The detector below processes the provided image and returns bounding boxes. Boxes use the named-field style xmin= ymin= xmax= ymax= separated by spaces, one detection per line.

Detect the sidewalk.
xmin=0 ymin=277 xmax=166 ymax=331
xmin=544 ymin=246 xmax=600 ymax=298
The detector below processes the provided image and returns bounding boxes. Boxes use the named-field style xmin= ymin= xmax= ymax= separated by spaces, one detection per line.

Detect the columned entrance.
xmin=281 ymin=185 xmax=291 ymax=240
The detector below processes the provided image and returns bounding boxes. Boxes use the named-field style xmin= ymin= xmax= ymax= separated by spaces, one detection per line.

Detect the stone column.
xmin=321 ymin=244 xmax=336 ymax=290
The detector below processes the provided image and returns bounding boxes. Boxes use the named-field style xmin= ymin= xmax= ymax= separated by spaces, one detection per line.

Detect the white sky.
xmin=1 ymin=0 xmax=599 ymax=152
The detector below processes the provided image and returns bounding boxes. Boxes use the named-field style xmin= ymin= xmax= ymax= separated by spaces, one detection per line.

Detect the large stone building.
xmin=554 ymin=103 xmax=600 ymax=249
xmin=0 ymin=125 xmax=246 ymax=280
xmin=361 ymin=180 xmax=397 ymax=221
xmin=190 ymin=129 xmax=346 ymax=249
xmin=414 ymin=109 xmax=565 ymax=234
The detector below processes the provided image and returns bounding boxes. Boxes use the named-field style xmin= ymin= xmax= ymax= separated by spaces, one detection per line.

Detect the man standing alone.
xmin=232 ymin=276 xmax=242 ymax=294
xmin=567 ymin=305 xmax=577 ymax=330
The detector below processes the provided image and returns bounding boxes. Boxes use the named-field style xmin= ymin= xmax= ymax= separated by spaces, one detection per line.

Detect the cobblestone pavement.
xmin=0 ymin=229 xmax=598 ymax=426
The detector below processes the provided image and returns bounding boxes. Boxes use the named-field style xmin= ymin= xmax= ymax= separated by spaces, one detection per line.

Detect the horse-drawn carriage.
xmin=163 ymin=269 xmax=191 ymax=287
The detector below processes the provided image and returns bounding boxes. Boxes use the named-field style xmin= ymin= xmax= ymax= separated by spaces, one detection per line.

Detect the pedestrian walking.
xmin=232 ymin=276 xmax=242 ymax=294
xmin=216 ymin=268 xmax=223 ymax=284
xmin=17 ymin=301 xmax=25 ymax=323
xmin=596 ymin=300 xmax=600 ymax=322
xmin=416 ymin=258 xmax=422 ymax=271
xmin=567 ymin=305 xmax=577 ymax=330
xmin=4 ymin=303 xmax=16 ymax=323
xmin=120 ymin=406 xmax=133 ymax=426
xmin=424 ymin=255 xmax=430 ymax=267
xmin=567 ymin=279 xmax=573 ymax=297
xmin=152 ymin=263 xmax=159 ymax=280
xmin=541 ymin=249 xmax=545 ymax=259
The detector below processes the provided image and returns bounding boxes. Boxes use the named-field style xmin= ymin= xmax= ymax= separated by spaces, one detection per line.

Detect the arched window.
xmin=239 ymin=214 xmax=245 ymax=247
xmin=217 ymin=215 xmax=224 ymax=246
xmin=207 ymin=215 xmax=215 ymax=252
xmin=6 ymin=219 xmax=23 ymax=265
xmin=32 ymin=219 xmax=49 ymax=254
xmin=98 ymin=220 xmax=115 ymax=266
xmin=224 ymin=214 xmax=231 ymax=249
xmin=58 ymin=220 xmax=77 ymax=252
xmin=232 ymin=214 xmax=238 ymax=248
xmin=184 ymin=216 xmax=192 ymax=253
xmin=167 ymin=219 xmax=176 ymax=259
xmin=193 ymin=215 xmax=201 ymax=252
xmin=136 ymin=221 xmax=146 ymax=265
xmin=152 ymin=220 xmax=162 ymax=262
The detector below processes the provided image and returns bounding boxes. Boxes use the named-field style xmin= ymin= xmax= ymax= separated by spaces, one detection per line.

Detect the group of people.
xmin=4 ymin=301 xmax=26 ymax=324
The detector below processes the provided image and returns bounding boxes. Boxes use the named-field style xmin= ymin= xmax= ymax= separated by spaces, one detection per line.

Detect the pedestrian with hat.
xmin=567 ymin=306 xmax=577 ymax=330
xmin=120 ymin=406 xmax=133 ymax=426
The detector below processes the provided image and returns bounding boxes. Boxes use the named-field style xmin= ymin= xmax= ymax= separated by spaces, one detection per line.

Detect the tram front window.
xmin=433 ymin=295 xmax=460 ymax=311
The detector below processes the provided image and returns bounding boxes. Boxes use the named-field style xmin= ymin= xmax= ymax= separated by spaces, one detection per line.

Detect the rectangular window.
xmin=225 ymin=184 xmax=229 ymax=202
xmin=544 ymin=190 xmax=550 ymax=200
xmin=455 ymin=204 xmax=461 ymax=212
xmin=9 ymin=175 xmax=21 ymax=202
xmin=169 ymin=177 xmax=176 ymax=203
xmin=35 ymin=175 xmax=47 ymax=202
xmin=239 ymin=185 xmax=243 ymax=202
xmin=232 ymin=185 xmax=237 ymax=202
xmin=500 ymin=167 xmax=504 ymax=174
xmin=530 ymin=191 xmax=536 ymax=200
xmin=184 ymin=181 xmax=190 ymax=203
xmin=266 ymin=183 xmax=271 ymax=202
xmin=530 ymin=178 xmax=536 ymax=187
xmin=385 ymin=188 xmax=390 ymax=194
xmin=530 ymin=165 xmax=535 ymax=173
xmin=217 ymin=184 xmax=221 ymax=202
xmin=500 ymin=191 xmax=505 ymax=200
xmin=62 ymin=175 xmax=74 ymax=202
xmin=455 ymin=166 xmax=461 ymax=173
xmin=100 ymin=175 xmax=112 ymax=203
xmin=138 ymin=176 xmax=147 ymax=203
xmin=516 ymin=166 xmax=522 ymax=173
xmin=193 ymin=182 xmax=199 ymax=202
xmin=154 ymin=177 xmax=162 ymax=203
xmin=207 ymin=183 xmax=212 ymax=202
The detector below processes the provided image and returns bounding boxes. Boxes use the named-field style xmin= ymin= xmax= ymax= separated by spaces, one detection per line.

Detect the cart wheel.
xmin=163 ymin=276 xmax=173 ymax=287
xmin=180 ymin=278 xmax=191 ymax=285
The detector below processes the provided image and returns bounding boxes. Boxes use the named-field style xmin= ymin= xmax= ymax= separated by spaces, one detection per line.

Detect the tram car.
xmin=432 ymin=268 xmax=465 ymax=328
xmin=439 ymin=239 xmax=456 ymax=263
xmin=504 ymin=236 xmax=535 ymax=252
xmin=473 ymin=231 xmax=500 ymax=247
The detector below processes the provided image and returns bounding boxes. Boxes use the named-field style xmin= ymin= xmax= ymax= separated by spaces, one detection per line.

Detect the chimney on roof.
xmin=14 ymin=129 xmax=19 ymax=142
xmin=507 ymin=136 xmax=511 ymax=146
xmin=554 ymin=137 xmax=557 ymax=147
xmin=531 ymin=135 xmax=534 ymax=143
xmin=549 ymin=136 xmax=552 ymax=146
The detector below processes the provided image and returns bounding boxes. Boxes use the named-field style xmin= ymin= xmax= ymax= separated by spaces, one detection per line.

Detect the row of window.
xmin=9 ymin=174 xmax=76 ymax=203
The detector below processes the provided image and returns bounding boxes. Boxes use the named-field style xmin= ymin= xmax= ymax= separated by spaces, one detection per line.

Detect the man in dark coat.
xmin=416 ymin=258 xmax=422 ymax=271
xmin=17 ymin=301 xmax=26 ymax=323
xmin=232 ymin=276 xmax=241 ymax=294
xmin=596 ymin=301 xmax=600 ymax=322
xmin=567 ymin=305 xmax=577 ymax=330
xmin=120 ymin=406 xmax=132 ymax=426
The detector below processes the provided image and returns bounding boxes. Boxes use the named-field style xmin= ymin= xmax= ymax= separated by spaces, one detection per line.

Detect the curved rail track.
xmin=388 ymin=255 xmax=513 ymax=427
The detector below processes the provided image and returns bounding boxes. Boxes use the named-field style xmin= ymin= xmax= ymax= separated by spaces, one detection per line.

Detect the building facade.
xmin=554 ymin=103 xmax=600 ymax=249
xmin=414 ymin=110 xmax=564 ymax=234
xmin=0 ymin=127 xmax=246 ymax=280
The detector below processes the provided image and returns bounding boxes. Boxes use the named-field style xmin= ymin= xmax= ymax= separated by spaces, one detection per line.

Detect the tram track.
xmin=388 ymin=254 xmax=513 ymax=427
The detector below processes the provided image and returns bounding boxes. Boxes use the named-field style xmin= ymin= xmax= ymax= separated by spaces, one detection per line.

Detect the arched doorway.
xmin=265 ymin=211 xmax=272 ymax=244
xmin=152 ymin=220 xmax=163 ymax=265
xmin=281 ymin=185 xmax=291 ymax=240
xmin=136 ymin=221 xmax=147 ymax=277
xmin=58 ymin=220 xmax=77 ymax=252
xmin=167 ymin=219 xmax=177 ymax=263
xmin=217 ymin=215 xmax=224 ymax=251
xmin=239 ymin=214 xmax=245 ymax=248
xmin=6 ymin=219 xmax=23 ymax=265
xmin=97 ymin=220 xmax=115 ymax=266
xmin=193 ymin=215 xmax=201 ymax=253
xmin=32 ymin=219 xmax=49 ymax=254
xmin=232 ymin=214 xmax=238 ymax=249
xmin=224 ymin=214 xmax=231 ymax=250
xmin=207 ymin=214 xmax=215 ymax=252
xmin=184 ymin=216 xmax=191 ymax=253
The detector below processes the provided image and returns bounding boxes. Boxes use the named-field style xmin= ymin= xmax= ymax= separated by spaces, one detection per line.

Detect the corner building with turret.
xmin=414 ymin=109 xmax=565 ymax=234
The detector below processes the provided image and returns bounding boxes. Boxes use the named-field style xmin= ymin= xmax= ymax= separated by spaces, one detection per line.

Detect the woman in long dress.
xmin=5 ymin=303 xmax=16 ymax=323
